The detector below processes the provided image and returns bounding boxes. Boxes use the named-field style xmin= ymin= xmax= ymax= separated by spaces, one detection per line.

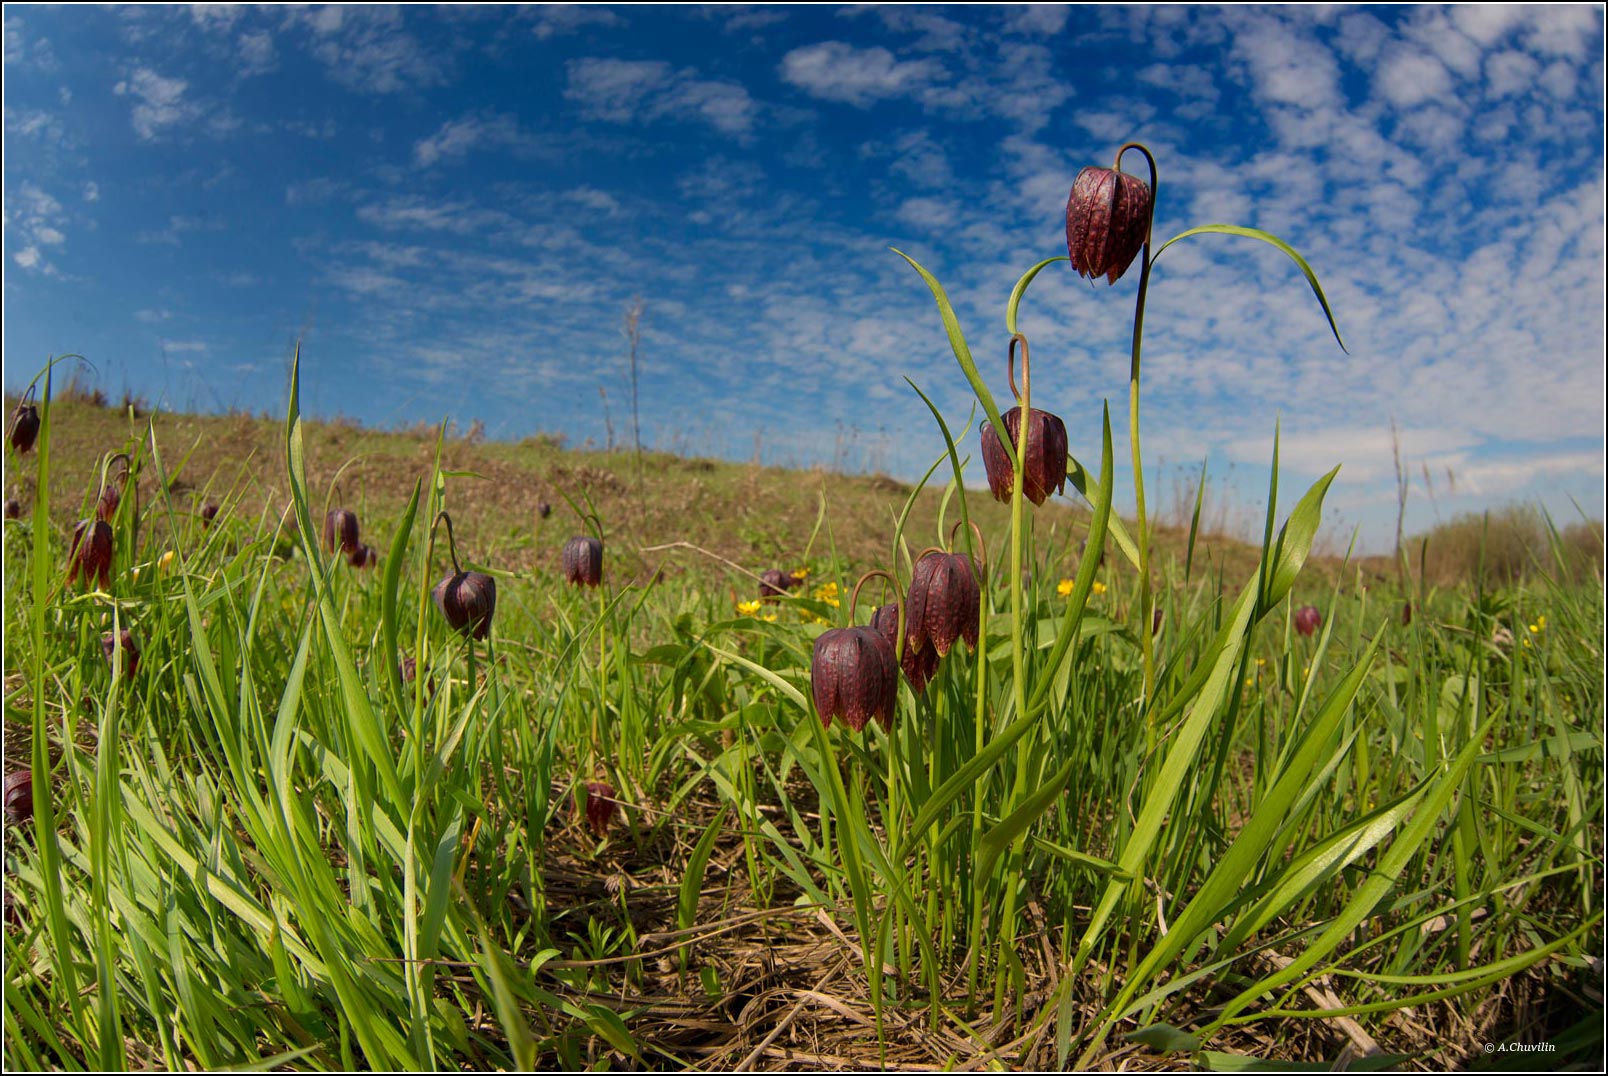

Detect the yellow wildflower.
xmin=812 ymin=581 xmax=840 ymax=607
xmin=791 ymin=567 xmax=810 ymax=581
xmin=159 ymin=550 xmax=176 ymax=571
xmin=1092 ymin=581 xmax=1107 ymax=595
xmin=760 ymin=613 xmax=777 ymax=623
xmin=736 ymin=600 xmax=762 ymax=616
xmin=1057 ymin=578 xmax=1074 ymax=597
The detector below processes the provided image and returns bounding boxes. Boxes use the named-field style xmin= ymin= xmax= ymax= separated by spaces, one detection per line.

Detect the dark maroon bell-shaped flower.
xmin=1294 ymin=605 xmax=1323 ymax=638
xmin=982 ymin=406 xmax=1069 ymax=507
xmin=323 ymin=508 xmax=361 ymax=556
xmin=1066 ymin=164 xmax=1153 ymax=285
xmin=906 ymin=551 xmax=980 ymax=658
xmin=433 ymin=571 xmax=497 ymax=640
xmin=200 ymin=502 xmax=219 ymax=529
xmin=8 ymin=400 xmax=40 ymax=454
xmin=810 ymin=625 xmax=898 ymax=733
xmin=101 ymin=630 xmax=140 ymax=679
xmin=584 ymin=781 xmax=618 ymax=838
xmin=871 ymin=602 xmax=940 ymax=693
xmin=4 ymin=499 xmax=20 ymax=520
xmin=562 ymin=535 xmax=604 ymax=587
xmin=68 ymin=519 xmax=114 ymax=589
xmin=537 ymin=502 xmax=552 ymax=520
xmin=348 ymin=543 xmax=377 ymax=569
xmin=3 ymin=770 xmax=33 ymax=825
xmin=759 ymin=569 xmax=790 ymax=600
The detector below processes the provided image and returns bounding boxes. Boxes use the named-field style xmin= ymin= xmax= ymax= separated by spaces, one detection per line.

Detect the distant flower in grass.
xmin=200 ymin=502 xmax=219 ymax=529
xmin=812 ymin=580 xmax=840 ymax=607
xmin=159 ymin=550 xmax=176 ymax=571
xmin=1065 ymin=162 xmax=1153 ymax=285
xmin=584 ymin=781 xmax=618 ymax=838
xmin=1153 ymin=607 xmax=1164 ymax=635
xmin=7 ymin=394 xmax=40 ymax=454
xmin=1057 ymin=578 xmax=1074 ymax=597
xmin=1092 ymin=581 xmax=1107 ymax=595
xmin=759 ymin=569 xmax=790 ymax=599
xmin=348 ymin=543 xmax=377 ymax=569
xmin=323 ymin=508 xmax=361 ymax=556
xmin=736 ymin=599 xmax=763 ymax=616
xmin=3 ymin=770 xmax=33 ymax=824
xmin=1529 ymin=615 xmax=1546 ymax=634
xmin=537 ymin=501 xmax=552 ymax=519
xmin=68 ymin=519 xmax=114 ymax=589
xmin=4 ymin=499 xmax=19 ymax=520
xmin=101 ymin=630 xmax=140 ymax=679
xmin=906 ymin=550 xmax=980 ymax=657
xmin=788 ymin=567 xmax=809 ymax=589
xmin=1294 ymin=605 xmax=1322 ymax=637
xmin=1401 ymin=601 xmax=1412 ymax=627
xmin=96 ymin=455 xmax=133 ymax=524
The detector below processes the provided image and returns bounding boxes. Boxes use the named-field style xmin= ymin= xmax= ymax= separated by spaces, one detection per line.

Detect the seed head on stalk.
xmin=980 ymin=334 xmax=1068 ymax=506
xmin=431 ymin=512 xmax=497 ymax=640
xmin=810 ymin=570 xmax=901 ymax=732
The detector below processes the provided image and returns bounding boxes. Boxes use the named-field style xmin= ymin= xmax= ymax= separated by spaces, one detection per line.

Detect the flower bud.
xmin=101 ymin=629 xmax=141 ymax=679
xmin=3 ymin=770 xmax=33 ymax=824
xmin=810 ymin=625 xmax=898 ymax=733
xmin=906 ymin=551 xmax=980 ymax=657
xmin=68 ymin=519 xmax=114 ymax=589
xmin=562 ymin=535 xmax=604 ymax=587
xmin=981 ymin=406 xmax=1068 ymax=507
xmin=871 ymin=602 xmax=939 ymax=693
xmin=1294 ymin=605 xmax=1322 ymax=638
xmin=433 ymin=571 xmax=497 ymax=640
xmin=1065 ymin=165 xmax=1153 ymax=285
xmin=584 ymin=781 xmax=618 ymax=838
xmin=8 ymin=402 xmax=39 ymax=454
xmin=323 ymin=508 xmax=361 ymax=556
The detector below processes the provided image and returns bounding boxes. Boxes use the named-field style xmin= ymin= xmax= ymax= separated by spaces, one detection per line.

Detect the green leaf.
xmin=978 ymin=757 xmax=1076 ymax=879
xmin=1006 ymin=255 xmax=1069 ymax=335
xmin=1126 ymin=1023 xmax=1201 ymax=1053
xmin=1153 ymin=224 xmax=1346 ymax=353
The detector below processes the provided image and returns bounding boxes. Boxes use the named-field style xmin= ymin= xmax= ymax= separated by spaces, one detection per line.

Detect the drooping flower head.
xmin=759 ymin=568 xmax=790 ymax=600
xmin=200 ymin=502 xmax=219 ymax=529
xmin=96 ymin=453 xmax=134 ymax=524
xmin=8 ymin=388 xmax=40 ymax=455
xmin=68 ymin=519 xmax=114 ymax=589
xmin=980 ymin=335 xmax=1068 ymax=506
xmin=4 ymin=499 xmax=20 ymax=520
xmin=431 ymin=512 xmax=497 ymax=640
xmin=810 ymin=571 xmax=902 ymax=732
xmin=1065 ymin=146 xmax=1155 ymax=285
xmin=562 ymin=535 xmax=604 ymax=587
xmin=1294 ymin=605 xmax=1323 ymax=638
xmin=906 ymin=548 xmax=981 ymax=658
xmin=101 ymin=629 xmax=140 ymax=679
xmin=3 ymin=770 xmax=33 ymax=825
xmin=348 ymin=543 xmax=378 ymax=569
xmin=323 ymin=508 xmax=361 ymax=556
xmin=584 ymin=781 xmax=619 ymax=838
xmin=871 ymin=602 xmax=939 ymax=694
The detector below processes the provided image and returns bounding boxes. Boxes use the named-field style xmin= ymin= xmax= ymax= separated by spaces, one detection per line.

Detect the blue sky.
xmin=4 ymin=4 xmax=1604 ymax=553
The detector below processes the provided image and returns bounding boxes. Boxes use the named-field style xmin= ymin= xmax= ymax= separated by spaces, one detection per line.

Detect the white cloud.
xmin=5 ymin=182 xmax=67 ymax=273
xmin=13 ymin=246 xmax=40 ymax=269
xmin=162 ymin=339 xmax=209 ymax=354
xmin=83 ymin=181 xmax=99 ymax=203
xmin=1376 ymin=46 xmax=1456 ymax=109
xmin=529 ymin=4 xmax=620 ymax=39
xmin=237 ymin=29 xmax=278 ymax=76
xmin=1232 ymin=19 xmax=1344 ymax=111
xmin=780 ymin=41 xmax=945 ymax=107
xmin=565 ymin=58 xmax=756 ymax=135
xmin=413 ymin=113 xmax=530 ymax=166
xmin=298 ymin=7 xmax=446 ymax=94
xmin=113 ymin=67 xmax=198 ymax=139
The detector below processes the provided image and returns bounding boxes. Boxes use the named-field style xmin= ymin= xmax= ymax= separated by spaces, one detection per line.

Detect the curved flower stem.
xmin=1117 ymin=142 xmax=1160 ymax=724
xmin=431 ymin=511 xmax=464 ymax=575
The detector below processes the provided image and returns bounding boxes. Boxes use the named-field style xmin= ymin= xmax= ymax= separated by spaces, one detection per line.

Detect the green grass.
xmin=4 ymin=361 xmax=1602 ymax=1070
